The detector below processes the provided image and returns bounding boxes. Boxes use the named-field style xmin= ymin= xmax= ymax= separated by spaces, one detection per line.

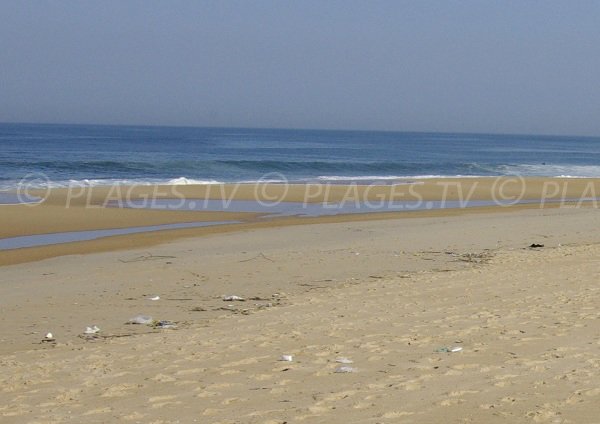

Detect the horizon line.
xmin=1 ymin=120 xmax=599 ymax=140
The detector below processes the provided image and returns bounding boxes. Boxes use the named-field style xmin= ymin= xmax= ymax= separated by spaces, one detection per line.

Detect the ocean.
xmin=2 ymin=122 xmax=600 ymax=190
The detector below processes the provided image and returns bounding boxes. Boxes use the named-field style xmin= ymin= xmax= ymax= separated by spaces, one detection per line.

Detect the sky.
xmin=1 ymin=1 xmax=600 ymax=135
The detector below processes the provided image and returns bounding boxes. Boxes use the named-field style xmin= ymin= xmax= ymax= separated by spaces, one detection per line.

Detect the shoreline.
xmin=2 ymin=178 xmax=600 ymax=265
xmin=26 ymin=176 xmax=600 ymax=204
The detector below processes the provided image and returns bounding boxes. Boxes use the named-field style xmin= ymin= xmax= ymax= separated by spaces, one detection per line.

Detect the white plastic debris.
xmin=84 ymin=325 xmax=100 ymax=334
xmin=280 ymin=355 xmax=293 ymax=362
xmin=45 ymin=332 xmax=54 ymax=340
xmin=336 ymin=357 xmax=354 ymax=364
xmin=450 ymin=346 xmax=463 ymax=353
xmin=155 ymin=320 xmax=176 ymax=329
xmin=148 ymin=296 xmax=160 ymax=301
xmin=223 ymin=295 xmax=245 ymax=302
xmin=334 ymin=366 xmax=356 ymax=373
xmin=128 ymin=315 xmax=153 ymax=325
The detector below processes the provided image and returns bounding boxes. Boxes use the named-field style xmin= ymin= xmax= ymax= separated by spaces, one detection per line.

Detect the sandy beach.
xmin=2 ymin=180 xmax=600 ymax=422
xmin=5 ymin=0 xmax=600 ymax=421
xmin=3 ymin=177 xmax=600 ymax=265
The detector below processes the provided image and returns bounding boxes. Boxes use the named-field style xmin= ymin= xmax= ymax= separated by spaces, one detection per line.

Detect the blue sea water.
xmin=2 ymin=122 xmax=600 ymax=190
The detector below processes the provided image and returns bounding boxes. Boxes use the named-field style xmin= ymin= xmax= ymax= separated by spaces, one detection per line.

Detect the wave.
xmin=0 ymin=159 xmax=482 ymax=174
xmin=0 ymin=177 xmax=225 ymax=191
xmin=492 ymin=164 xmax=600 ymax=178
xmin=0 ymin=160 xmax=155 ymax=173
xmin=3 ymin=163 xmax=600 ymax=191
xmin=166 ymin=177 xmax=222 ymax=185
xmin=6 ymin=157 xmax=600 ymax=178
xmin=3 ymin=166 xmax=600 ymax=191
xmin=314 ymin=175 xmax=484 ymax=181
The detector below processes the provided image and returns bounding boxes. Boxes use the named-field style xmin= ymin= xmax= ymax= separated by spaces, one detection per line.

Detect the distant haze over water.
xmin=1 ymin=123 xmax=600 ymax=190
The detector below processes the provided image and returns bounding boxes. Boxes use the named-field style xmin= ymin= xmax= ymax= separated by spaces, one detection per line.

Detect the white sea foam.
xmin=317 ymin=175 xmax=411 ymax=181
xmin=0 ymin=177 xmax=225 ymax=191
xmin=495 ymin=164 xmax=600 ymax=178
xmin=315 ymin=175 xmax=484 ymax=181
xmin=238 ymin=178 xmax=290 ymax=184
xmin=166 ymin=177 xmax=222 ymax=185
xmin=2 ymin=166 xmax=600 ymax=192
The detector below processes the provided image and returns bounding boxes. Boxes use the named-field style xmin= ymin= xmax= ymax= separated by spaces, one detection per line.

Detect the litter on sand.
xmin=84 ymin=325 xmax=100 ymax=334
xmin=223 ymin=295 xmax=245 ymax=302
xmin=42 ymin=332 xmax=55 ymax=342
xmin=335 ymin=357 xmax=354 ymax=364
xmin=127 ymin=315 xmax=153 ymax=325
xmin=154 ymin=320 xmax=176 ymax=329
xmin=279 ymin=355 xmax=293 ymax=362
xmin=334 ymin=366 xmax=356 ymax=373
xmin=148 ymin=296 xmax=160 ymax=301
xmin=435 ymin=346 xmax=463 ymax=353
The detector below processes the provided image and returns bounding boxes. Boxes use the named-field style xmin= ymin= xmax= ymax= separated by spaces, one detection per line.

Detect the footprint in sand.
xmin=440 ymin=398 xmax=465 ymax=406
xmin=150 ymin=373 xmax=177 ymax=382
xmin=250 ymin=373 xmax=274 ymax=381
xmin=352 ymin=401 xmax=375 ymax=410
xmin=221 ymin=356 xmax=269 ymax=367
xmin=493 ymin=374 xmax=519 ymax=387
xmin=175 ymin=367 xmax=207 ymax=376
xmin=202 ymin=407 xmax=224 ymax=416
xmin=82 ymin=406 xmax=113 ymax=416
xmin=195 ymin=390 xmax=220 ymax=398
xmin=448 ymin=390 xmax=480 ymax=397
xmin=382 ymin=410 xmax=415 ymax=418
xmin=221 ymin=397 xmax=247 ymax=405
xmin=121 ymin=411 xmax=147 ymax=421
xmin=320 ymin=390 xmax=357 ymax=402
xmin=101 ymin=383 xmax=136 ymax=398
xmin=148 ymin=394 xmax=183 ymax=409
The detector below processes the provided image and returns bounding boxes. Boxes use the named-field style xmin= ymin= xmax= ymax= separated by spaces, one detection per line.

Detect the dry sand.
xmin=1 ymin=180 xmax=600 ymax=422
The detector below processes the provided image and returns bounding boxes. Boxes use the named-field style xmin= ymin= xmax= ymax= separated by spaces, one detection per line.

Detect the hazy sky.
xmin=1 ymin=1 xmax=599 ymax=135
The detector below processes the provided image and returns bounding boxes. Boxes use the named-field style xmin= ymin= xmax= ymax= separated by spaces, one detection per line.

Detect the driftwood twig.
xmin=119 ymin=252 xmax=177 ymax=263
xmin=239 ymin=252 xmax=274 ymax=263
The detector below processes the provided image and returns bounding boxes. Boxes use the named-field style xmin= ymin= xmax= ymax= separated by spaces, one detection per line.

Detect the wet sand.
xmin=2 ymin=177 xmax=600 ymax=265
xmin=2 ymin=180 xmax=600 ymax=422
